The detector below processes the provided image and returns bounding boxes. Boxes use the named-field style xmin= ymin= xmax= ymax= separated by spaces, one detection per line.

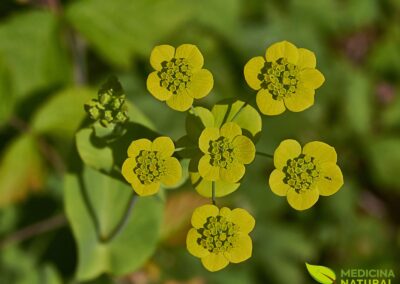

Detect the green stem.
xmin=190 ymin=105 xmax=199 ymax=116
xmin=211 ymin=181 xmax=216 ymax=205
xmin=256 ymin=151 xmax=274 ymax=159
xmin=174 ymin=146 xmax=199 ymax=152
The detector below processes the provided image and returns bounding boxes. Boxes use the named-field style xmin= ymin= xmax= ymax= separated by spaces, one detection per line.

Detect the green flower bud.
xmin=104 ymin=110 xmax=113 ymax=122
xmin=84 ymin=76 xmax=129 ymax=127
xmin=99 ymin=93 xmax=112 ymax=105
xmin=115 ymin=111 xmax=128 ymax=124
xmin=88 ymin=106 xmax=101 ymax=120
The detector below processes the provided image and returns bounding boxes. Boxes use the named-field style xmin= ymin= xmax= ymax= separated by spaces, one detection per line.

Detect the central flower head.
xmin=258 ymin=58 xmax=299 ymax=100
xmin=198 ymin=122 xmax=255 ymax=183
xmin=159 ymin=58 xmax=192 ymax=95
xmin=197 ymin=215 xmax=238 ymax=253
xmin=147 ymin=44 xmax=214 ymax=111
xmin=122 ymin=137 xmax=182 ymax=196
xmin=134 ymin=150 xmax=166 ymax=185
xmin=209 ymin=137 xmax=235 ymax=169
xmin=268 ymin=139 xmax=344 ymax=210
xmin=244 ymin=40 xmax=325 ymax=115
xmin=283 ymin=154 xmax=319 ymax=193
xmin=187 ymin=205 xmax=255 ymax=272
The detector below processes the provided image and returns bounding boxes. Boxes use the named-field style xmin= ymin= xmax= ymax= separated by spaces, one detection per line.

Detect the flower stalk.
xmin=256 ymin=151 xmax=274 ymax=159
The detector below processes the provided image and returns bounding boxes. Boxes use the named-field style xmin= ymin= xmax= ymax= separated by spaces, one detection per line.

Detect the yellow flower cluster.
xmin=114 ymin=40 xmax=343 ymax=272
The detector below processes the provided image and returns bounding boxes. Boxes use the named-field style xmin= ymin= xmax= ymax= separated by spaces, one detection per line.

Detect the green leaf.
xmin=31 ymin=87 xmax=95 ymax=139
xmin=0 ymin=134 xmax=45 ymax=207
xmin=125 ymin=101 xmax=155 ymax=130
xmin=0 ymin=10 xmax=71 ymax=98
xmin=76 ymin=127 xmax=114 ymax=172
xmin=212 ymin=99 xmax=262 ymax=142
xmin=305 ymin=263 xmax=336 ymax=284
xmin=64 ymin=166 xmax=164 ymax=280
xmin=65 ymin=0 xmax=191 ymax=67
xmin=367 ymin=137 xmax=400 ymax=189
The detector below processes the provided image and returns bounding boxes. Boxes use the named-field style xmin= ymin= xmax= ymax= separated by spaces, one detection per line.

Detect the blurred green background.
xmin=0 ymin=0 xmax=400 ymax=283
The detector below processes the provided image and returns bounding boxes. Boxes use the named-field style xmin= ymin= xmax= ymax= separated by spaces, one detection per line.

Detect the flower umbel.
xmin=147 ymin=44 xmax=214 ymax=111
xmin=84 ymin=76 xmax=128 ymax=127
xmin=186 ymin=205 xmax=255 ymax=272
xmin=269 ymin=139 xmax=344 ymax=210
xmin=244 ymin=41 xmax=325 ymax=115
xmin=198 ymin=122 xmax=255 ymax=183
xmin=122 ymin=137 xmax=182 ymax=196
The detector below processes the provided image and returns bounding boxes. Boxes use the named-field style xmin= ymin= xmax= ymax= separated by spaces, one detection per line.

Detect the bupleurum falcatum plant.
xmin=76 ymin=41 xmax=343 ymax=273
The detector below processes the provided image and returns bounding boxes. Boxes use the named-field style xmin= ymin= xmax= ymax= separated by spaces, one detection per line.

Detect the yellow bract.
xmin=269 ymin=139 xmax=343 ymax=210
xmin=198 ymin=122 xmax=255 ymax=183
xmin=121 ymin=137 xmax=182 ymax=196
xmin=146 ymin=44 xmax=214 ymax=112
xmin=186 ymin=204 xmax=255 ymax=272
xmin=244 ymin=41 xmax=325 ymax=115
